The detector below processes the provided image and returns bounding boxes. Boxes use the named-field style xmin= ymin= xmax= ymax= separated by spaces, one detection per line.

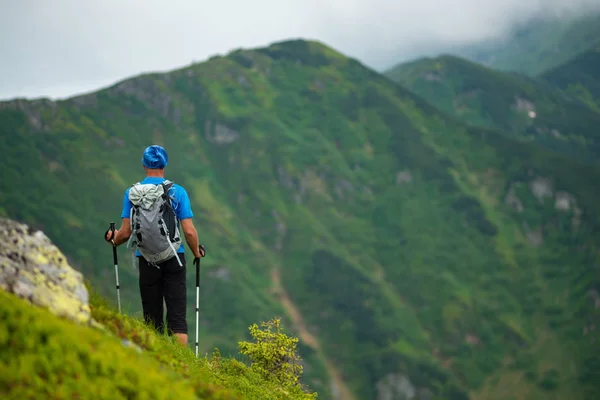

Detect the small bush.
xmin=238 ymin=318 xmax=316 ymax=397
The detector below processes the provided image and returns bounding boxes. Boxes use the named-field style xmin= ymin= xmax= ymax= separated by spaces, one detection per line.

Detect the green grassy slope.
xmin=455 ymin=12 xmax=600 ymax=76
xmin=383 ymin=54 xmax=600 ymax=164
xmin=0 ymin=286 xmax=315 ymax=399
xmin=541 ymin=41 xmax=600 ymax=111
xmin=1 ymin=39 xmax=600 ymax=399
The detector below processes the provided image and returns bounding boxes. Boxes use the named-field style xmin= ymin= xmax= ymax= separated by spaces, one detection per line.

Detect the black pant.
xmin=138 ymin=253 xmax=187 ymax=335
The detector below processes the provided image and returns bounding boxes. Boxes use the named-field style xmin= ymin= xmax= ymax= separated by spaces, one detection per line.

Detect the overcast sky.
xmin=1 ymin=0 xmax=599 ymax=101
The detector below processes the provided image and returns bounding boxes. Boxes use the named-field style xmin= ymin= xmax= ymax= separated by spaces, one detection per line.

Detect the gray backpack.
xmin=126 ymin=180 xmax=183 ymax=268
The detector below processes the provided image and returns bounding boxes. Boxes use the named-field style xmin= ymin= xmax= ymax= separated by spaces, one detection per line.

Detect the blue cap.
xmin=142 ymin=145 xmax=168 ymax=169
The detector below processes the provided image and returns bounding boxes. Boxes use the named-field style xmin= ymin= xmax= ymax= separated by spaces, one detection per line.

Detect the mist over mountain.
xmin=2 ymin=0 xmax=600 ymax=100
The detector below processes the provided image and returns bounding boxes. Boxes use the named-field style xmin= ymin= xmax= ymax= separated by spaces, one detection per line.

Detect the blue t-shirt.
xmin=121 ymin=177 xmax=194 ymax=254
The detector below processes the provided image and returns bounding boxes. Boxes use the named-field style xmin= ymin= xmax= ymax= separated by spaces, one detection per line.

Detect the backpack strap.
xmin=127 ymin=183 xmax=140 ymax=234
xmin=161 ymin=180 xmax=175 ymax=201
xmin=160 ymin=180 xmax=178 ymax=224
xmin=158 ymin=180 xmax=183 ymax=267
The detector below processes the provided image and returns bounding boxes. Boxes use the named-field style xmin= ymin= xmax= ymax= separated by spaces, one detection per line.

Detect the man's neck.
xmin=145 ymin=169 xmax=165 ymax=178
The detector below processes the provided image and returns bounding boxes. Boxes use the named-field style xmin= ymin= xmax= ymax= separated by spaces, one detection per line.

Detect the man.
xmin=105 ymin=144 xmax=204 ymax=346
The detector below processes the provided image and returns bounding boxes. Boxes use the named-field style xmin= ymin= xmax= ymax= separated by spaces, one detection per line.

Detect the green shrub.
xmin=238 ymin=318 xmax=317 ymax=398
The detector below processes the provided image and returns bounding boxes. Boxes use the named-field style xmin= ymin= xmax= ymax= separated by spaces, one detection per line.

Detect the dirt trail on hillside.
xmin=270 ymin=266 xmax=356 ymax=400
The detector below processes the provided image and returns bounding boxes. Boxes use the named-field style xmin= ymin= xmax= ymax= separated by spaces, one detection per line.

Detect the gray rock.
xmin=555 ymin=191 xmax=576 ymax=212
xmin=0 ymin=217 xmax=91 ymax=324
xmin=514 ymin=96 xmax=536 ymax=113
xmin=205 ymin=122 xmax=240 ymax=144
xmin=523 ymin=221 xmax=544 ymax=247
xmin=208 ymin=266 xmax=232 ymax=281
xmin=106 ymin=76 xmax=192 ymax=125
xmin=529 ymin=176 xmax=553 ymax=203
xmin=334 ymin=179 xmax=354 ymax=199
xmin=0 ymin=98 xmax=57 ymax=131
xmin=68 ymin=93 xmax=98 ymax=110
xmin=396 ymin=170 xmax=413 ymax=184
xmin=422 ymin=71 xmax=442 ymax=81
xmin=376 ymin=373 xmax=416 ymax=400
xmin=504 ymin=186 xmax=524 ymax=213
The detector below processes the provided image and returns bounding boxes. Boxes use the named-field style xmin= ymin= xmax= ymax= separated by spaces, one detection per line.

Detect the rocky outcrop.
xmin=0 ymin=217 xmax=91 ymax=325
xmin=396 ymin=170 xmax=413 ymax=184
xmin=204 ymin=120 xmax=241 ymax=144
xmin=504 ymin=185 xmax=524 ymax=213
xmin=271 ymin=210 xmax=287 ymax=251
xmin=513 ymin=96 xmax=536 ymax=113
xmin=0 ymin=98 xmax=58 ymax=131
xmin=523 ymin=221 xmax=544 ymax=247
xmin=376 ymin=373 xmax=417 ymax=400
xmin=106 ymin=75 xmax=194 ymax=126
xmin=529 ymin=176 xmax=553 ymax=203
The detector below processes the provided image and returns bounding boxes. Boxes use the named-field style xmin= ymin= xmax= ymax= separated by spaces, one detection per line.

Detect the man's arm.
xmin=174 ymin=185 xmax=203 ymax=258
xmin=181 ymin=218 xmax=202 ymax=258
xmin=106 ymin=188 xmax=132 ymax=246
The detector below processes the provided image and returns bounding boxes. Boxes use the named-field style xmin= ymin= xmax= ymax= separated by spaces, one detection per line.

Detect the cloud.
xmin=1 ymin=0 xmax=599 ymax=100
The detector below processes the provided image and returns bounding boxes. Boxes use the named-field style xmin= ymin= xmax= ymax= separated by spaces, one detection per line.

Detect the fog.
xmin=1 ymin=0 xmax=599 ymax=100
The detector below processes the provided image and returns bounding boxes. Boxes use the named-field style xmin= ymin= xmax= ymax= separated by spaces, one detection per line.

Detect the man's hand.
xmin=105 ymin=227 xmax=117 ymax=245
xmin=198 ymin=244 xmax=206 ymax=257
xmin=104 ymin=220 xmax=130 ymax=247
xmin=194 ymin=245 xmax=206 ymax=269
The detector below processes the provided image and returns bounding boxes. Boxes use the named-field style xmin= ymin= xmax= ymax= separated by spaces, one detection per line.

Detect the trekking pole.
xmin=194 ymin=244 xmax=205 ymax=358
xmin=108 ymin=222 xmax=121 ymax=313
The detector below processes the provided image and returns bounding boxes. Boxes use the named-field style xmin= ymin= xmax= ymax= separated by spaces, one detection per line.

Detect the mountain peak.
xmin=234 ymin=38 xmax=350 ymax=69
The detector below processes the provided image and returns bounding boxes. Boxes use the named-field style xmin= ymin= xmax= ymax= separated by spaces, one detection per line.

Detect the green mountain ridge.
xmin=454 ymin=12 xmax=600 ymax=76
xmin=541 ymin=40 xmax=600 ymax=111
xmin=383 ymin=53 xmax=600 ymax=164
xmin=2 ymin=38 xmax=600 ymax=399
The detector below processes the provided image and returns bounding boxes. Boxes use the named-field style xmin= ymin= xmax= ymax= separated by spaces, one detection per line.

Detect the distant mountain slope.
xmin=384 ymin=54 xmax=600 ymax=164
xmin=455 ymin=12 xmax=600 ymax=76
xmin=541 ymin=41 xmax=600 ymax=111
xmin=1 ymin=39 xmax=600 ymax=400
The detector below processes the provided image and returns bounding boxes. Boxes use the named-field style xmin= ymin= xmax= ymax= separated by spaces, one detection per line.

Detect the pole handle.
xmin=111 ymin=222 xmax=118 ymax=264
xmin=105 ymin=222 xmax=116 ymax=244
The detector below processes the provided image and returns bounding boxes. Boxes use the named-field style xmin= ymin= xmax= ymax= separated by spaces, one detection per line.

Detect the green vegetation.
xmin=238 ymin=318 xmax=314 ymax=396
xmin=1 ymin=38 xmax=600 ymax=399
xmin=0 ymin=285 xmax=317 ymax=399
xmin=383 ymin=54 xmax=600 ymax=164
xmin=455 ymin=12 xmax=600 ymax=76
xmin=541 ymin=41 xmax=600 ymax=111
